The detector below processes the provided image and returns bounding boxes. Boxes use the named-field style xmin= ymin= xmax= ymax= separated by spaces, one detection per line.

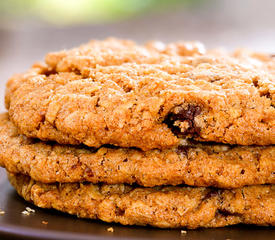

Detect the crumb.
xmin=22 ymin=207 xmax=35 ymax=215
xmin=26 ymin=207 xmax=35 ymax=213
xmin=42 ymin=221 xmax=48 ymax=225
xmin=181 ymin=230 xmax=187 ymax=235
xmin=107 ymin=227 xmax=114 ymax=233
xmin=21 ymin=210 xmax=30 ymax=216
xmin=0 ymin=210 xmax=5 ymax=215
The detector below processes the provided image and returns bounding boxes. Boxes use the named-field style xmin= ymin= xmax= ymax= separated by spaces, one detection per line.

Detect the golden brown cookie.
xmin=8 ymin=172 xmax=275 ymax=229
xmin=0 ymin=113 xmax=274 ymax=188
xmin=5 ymin=38 xmax=275 ymax=150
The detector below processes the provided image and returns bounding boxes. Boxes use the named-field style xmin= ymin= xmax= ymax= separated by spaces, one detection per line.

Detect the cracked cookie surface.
xmin=0 ymin=113 xmax=274 ymax=188
xmin=5 ymin=38 xmax=275 ymax=150
xmin=8 ymin=172 xmax=275 ymax=229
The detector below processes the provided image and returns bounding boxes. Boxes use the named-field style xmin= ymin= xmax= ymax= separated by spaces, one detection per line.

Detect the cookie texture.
xmin=0 ymin=113 xmax=274 ymax=188
xmin=5 ymin=38 xmax=275 ymax=150
xmin=8 ymin=172 xmax=275 ymax=229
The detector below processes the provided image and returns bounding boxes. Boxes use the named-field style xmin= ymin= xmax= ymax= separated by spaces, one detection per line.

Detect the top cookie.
xmin=6 ymin=38 xmax=275 ymax=150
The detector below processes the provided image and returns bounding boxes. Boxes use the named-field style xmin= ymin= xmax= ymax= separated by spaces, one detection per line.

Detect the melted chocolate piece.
xmin=164 ymin=104 xmax=201 ymax=136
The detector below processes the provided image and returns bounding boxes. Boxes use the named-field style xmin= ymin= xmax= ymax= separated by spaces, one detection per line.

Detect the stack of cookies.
xmin=0 ymin=38 xmax=274 ymax=229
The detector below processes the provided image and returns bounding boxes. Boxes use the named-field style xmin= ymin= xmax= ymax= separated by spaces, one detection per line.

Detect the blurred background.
xmin=0 ymin=0 xmax=274 ymax=113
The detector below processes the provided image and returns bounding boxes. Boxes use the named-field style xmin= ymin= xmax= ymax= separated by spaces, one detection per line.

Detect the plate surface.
xmin=0 ymin=168 xmax=274 ymax=240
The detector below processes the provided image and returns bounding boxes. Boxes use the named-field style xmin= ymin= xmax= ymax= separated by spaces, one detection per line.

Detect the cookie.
xmin=6 ymin=39 xmax=275 ymax=150
xmin=1 ymin=113 xmax=274 ymax=188
xmin=8 ymin=172 xmax=275 ymax=229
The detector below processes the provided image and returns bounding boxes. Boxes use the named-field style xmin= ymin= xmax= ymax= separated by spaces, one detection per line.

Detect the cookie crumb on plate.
xmin=107 ymin=227 xmax=114 ymax=233
xmin=21 ymin=207 xmax=35 ymax=215
xmin=26 ymin=207 xmax=35 ymax=213
xmin=21 ymin=210 xmax=30 ymax=216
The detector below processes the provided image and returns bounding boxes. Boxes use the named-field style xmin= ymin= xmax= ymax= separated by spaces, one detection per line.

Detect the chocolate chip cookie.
xmin=1 ymin=113 xmax=274 ymax=188
xmin=6 ymin=38 xmax=275 ymax=150
xmin=8 ymin=172 xmax=275 ymax=229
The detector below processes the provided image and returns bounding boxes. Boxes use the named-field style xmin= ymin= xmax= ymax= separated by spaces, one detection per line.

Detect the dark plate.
xmin=0 ymin=168 xmax=274 ymax=240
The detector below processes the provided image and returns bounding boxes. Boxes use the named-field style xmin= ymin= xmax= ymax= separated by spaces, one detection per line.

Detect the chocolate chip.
xmin=85 ymin=168 xmax=94 ymax=177
xmin=158 ymin=105 xmax=164 ymax=115
xmin=210 ymin=77 xmax=222 ymax=83
xmin=42 ymin=68 xmax=57 ymax=77
xmin=260 ymin=91 xmax=272 ymax=100
xmin=81 ymin=182 xmax=90 ymax=186
xmin=164 ymin=104 xmax=201 ymax=136
xmin=115 ymin=207 xmax=125 ymax=216
xmin=216 ymin=209 xmax=241 ymax=217
xmin=252 ymin=77 xmax=260 ymax=88
xmin=71 ymin=164 xmax=78 ymax=170
xmin=176 ymin=145 xmax=191 ymax=156
xmin=202 ymin=189 xmax=219 ymax=201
